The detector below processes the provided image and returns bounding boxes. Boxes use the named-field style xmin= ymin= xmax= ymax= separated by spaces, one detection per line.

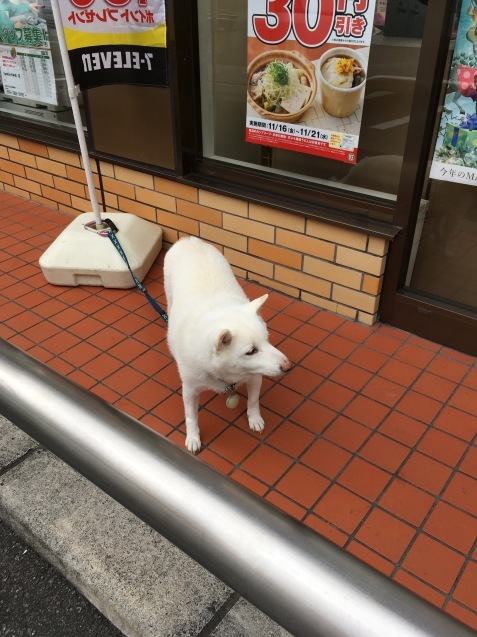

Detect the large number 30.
xmin=253 ymin=0 xmax=336 ymax=48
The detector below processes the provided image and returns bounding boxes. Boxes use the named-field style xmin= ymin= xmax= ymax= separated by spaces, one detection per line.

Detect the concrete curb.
xmin=0 ymin=417 xmax=291 ymax=637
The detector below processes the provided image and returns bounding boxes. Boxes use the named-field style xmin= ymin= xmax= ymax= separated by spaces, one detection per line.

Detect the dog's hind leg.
xmin=246 ymin=374 xmax=265 ymax=433
xmin=182 ymin=383 xmax=201 ymax=453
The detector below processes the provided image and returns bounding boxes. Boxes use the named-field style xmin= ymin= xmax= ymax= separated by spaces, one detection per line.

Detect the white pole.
xmin=49 ymin=0 xmax=105 ymax=229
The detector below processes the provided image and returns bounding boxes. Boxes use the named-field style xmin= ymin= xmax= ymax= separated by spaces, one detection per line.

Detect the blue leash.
xmin=104 ymin=220 xmax=168 ymax=324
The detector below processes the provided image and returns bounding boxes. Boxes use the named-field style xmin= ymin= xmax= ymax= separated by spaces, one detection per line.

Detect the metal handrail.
xmin=0 ymin=338 xmax=473 ymax=637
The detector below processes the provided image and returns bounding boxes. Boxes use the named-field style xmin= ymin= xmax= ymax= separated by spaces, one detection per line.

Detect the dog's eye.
xmin=246 ymin=347 xmax=258 ymax=356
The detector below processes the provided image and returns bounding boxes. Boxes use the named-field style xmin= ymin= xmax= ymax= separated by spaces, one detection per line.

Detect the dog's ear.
xmin=216 ymin=329 xmax=232 ymax=350
xmin=249 ymin=294 xmax=268 ymax=315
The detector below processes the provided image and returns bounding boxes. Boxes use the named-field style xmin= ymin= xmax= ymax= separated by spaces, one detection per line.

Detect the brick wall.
xmin=0 ymin=132 xmax=389 ymax=325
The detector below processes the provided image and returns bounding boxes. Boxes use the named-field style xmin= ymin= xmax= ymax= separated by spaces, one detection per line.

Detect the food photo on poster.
xmin=430 ymin=0 xmax=477 ymax=186
xmin=246 ymin=0 xmax=377 ymax=164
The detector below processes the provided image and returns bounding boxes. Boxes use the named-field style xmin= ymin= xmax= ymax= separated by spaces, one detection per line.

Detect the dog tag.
xmin=226 ymin=393 xmax=239 ymax=409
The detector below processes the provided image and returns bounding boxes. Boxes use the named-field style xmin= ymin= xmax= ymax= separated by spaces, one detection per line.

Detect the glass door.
xmin=381 ymin=0 xmax=477 ymax=356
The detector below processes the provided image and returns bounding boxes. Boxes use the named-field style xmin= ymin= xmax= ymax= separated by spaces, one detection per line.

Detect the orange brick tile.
xmin=323 ymin=416 xmax=371 ymax=452
xmin=304 ymin=255 xmax=362 ymax=289
xmin=265 ymin=490 xmax=307 ymax=520
xmin=446 ymin=601 xmax=477 ymax=631
xmin=5 ymin=311 xmax=42 ymax=332
xmin=425 ymin=501 xmax=477 ymax=554
xmin=393 ymin=570 xmax=445 ymax=608
xmin=141 ymin=414 xmax=173 ymax=438
xmin=338 ymin=457 xmax=392 ymax=501
xmin=290 ymin=323 xmax=327 ymax=348
xmin=360 ymin=433 xmax=410 ymax=473
xmin=48 ymin=357 xmax=75 ymax=376
xmin=230 ymin=470 xmax=268 ymax=496
xmin=261 ymin=384 xmax=303 ymax=417
xmin=427 ymin=356 xmax=470 ymax=383
xmin=348 ymin=346 xmax=387 ymax=373
xmin=115 ymin=398 xmax=146 ymax=420
xmin=453 ymin=561 xmax=477 ymax=613
xmin=463 ymin=367 xmax=477 ymax=390
xmin=281 ymin=365 xmax=323 ymax=397
xmin=250 ymin=203 xmax=305 ymax=232
xmin=303 ymin=513 xmax=348 ymax=546
xmin=42 ymin=331 xmax=81 ymax=355
xmin=311 ymin=380 xmax=355 ymax=412
xmin=379 ymin=412 xmax=427 ymax=447
xmin=433 ymin=406 xmax=477 ymax=442
xmin=289 ymin=401 xmax=336 ymax=435
xmin=417 ymin=428 xmax=467 ymax=467
xmin=320 ymin=334 xmax=359 ymax=359
xmin=241 ymin=444 xmax=295 ymax=485
xmin=266 ymin=421 xmax=314 ymax=457
xmin=103 ymin=366 xmax=147 ymax=394
xmin=209 ymin=426 xmax=259 ymax=464
xmin=356 ymin=508 xmax=415 ymax=561
xmin=362 ymin=376 xmax=406 ymax=408
xmin=126 ymin=378 xmax=172 ymax=411
xmin=413 ymin=372 xmax=457 ymax=403
xmin=301 ymin=438 xmax=352 ymax=479
xmin=267 ymin=312 xmax=302 ymax=336
xmin=380 ymin=478 xmax=434 ymax=527
xmin=301 ymin=349 xmax=341 ymax=377
xmin=443 ymin=472 xmax=477 ymax=517
xmin=313 ymin=484 xmax=371 ymax=533
xmin=378 ymin=359 xmax=421 ymax=387
xmin=395 ymin=343 xmax=436 ymax=368
xmin=343 ymin=395 xmax=390 ymax=429
xmin=402 ymin=535 xmax=465 ymax=592
xmin=449 ymin=386 xmax=477 ymax=418
xmin=396 ymin=391 xmax=442 ymax=425
xmin=399 ymin=452 xmax=453 ymax=495
xmin=276 ymin=228 xmax=334 ymax=260
xmin=198 ymin=449 xmax=234 ymax=475
xmin=330 ymin=362 xmax=372 ymax=391
xmin=275 ymin=464 xmax=329 ymax=508
xmin=460 ymin=446 xmax=477 ymax=480
xmin=309 ymin=310 xmax=345 ymax=331
xmin=347 ymin=541 xmax=395 ymax=576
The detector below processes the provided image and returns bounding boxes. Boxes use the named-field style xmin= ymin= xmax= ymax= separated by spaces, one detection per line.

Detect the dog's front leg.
xmin=246 ymin=374 xmax=264 ymax=433
xmin=182 ymin=383 xmax=201 ymax=453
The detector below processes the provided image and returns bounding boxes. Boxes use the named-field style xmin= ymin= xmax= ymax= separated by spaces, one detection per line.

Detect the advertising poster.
xmin=0 ymin=1 xmax=57 ymax=105
xmin=430 ymin=0 xmax=477 ymax=186
xmin=58 ymin=0 xmax=167 ymax=90
xmin=246 ymin=0 xmax=377 ymax=164
xmin=0 ymin=46 xmax=56 ymax=104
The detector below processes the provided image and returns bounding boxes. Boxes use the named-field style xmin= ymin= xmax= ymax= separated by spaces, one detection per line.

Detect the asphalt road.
xmin=0 ymin=519 xmax=125 ymax=637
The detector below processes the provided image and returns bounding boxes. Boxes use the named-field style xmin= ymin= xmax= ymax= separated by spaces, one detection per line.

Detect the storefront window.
xmin=406 ymin=0 xmax=477 ymax=313
xmin=0 ymin=0 xmax=79 ymax=132
xmin=197 ymin=0 xmax=427 ymax=202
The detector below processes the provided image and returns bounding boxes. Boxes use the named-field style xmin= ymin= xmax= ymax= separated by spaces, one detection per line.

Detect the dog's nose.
xmin=280 ymin=359 xmax=292 ymax=372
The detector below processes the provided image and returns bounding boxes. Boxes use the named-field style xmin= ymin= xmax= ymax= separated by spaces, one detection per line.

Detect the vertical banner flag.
xmin=246 ymin=0 xmax=377 ymax=164
xmin=0 ymin=2 xmax=57 ymax=105
xmin=57 ymin=0 xmax=167 ymax=89
xmin=430 ymin=0 xmax=477 ymax=186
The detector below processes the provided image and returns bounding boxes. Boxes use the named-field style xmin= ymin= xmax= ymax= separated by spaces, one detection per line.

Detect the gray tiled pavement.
xmin=0 ymin=416 xmax=291 ymax=637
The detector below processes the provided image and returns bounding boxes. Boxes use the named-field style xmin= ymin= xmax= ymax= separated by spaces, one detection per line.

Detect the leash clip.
xmin=83 ymin=220 xmax=110 ymax=237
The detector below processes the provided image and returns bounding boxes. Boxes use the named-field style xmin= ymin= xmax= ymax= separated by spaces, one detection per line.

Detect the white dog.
xmin=164 ymin=237 xmax=291 ymax=453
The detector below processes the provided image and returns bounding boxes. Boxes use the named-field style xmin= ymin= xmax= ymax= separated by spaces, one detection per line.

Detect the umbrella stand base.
xmin=39 ymin=212 xmax=163 ymax=289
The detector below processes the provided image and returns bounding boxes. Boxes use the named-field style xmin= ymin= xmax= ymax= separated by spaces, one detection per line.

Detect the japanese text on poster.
xmin=0 ymin=0 xmax=57 ymax=105
xmin=246 ymin=0 xmax=377 ymax=164
xmin=57 ymin=0 xmax=167 ymax=89
xmin=430 ymin=0 xmax=477 ymax=186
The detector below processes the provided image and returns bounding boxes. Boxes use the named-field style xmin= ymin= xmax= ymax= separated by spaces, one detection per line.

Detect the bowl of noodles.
xmin=247 ymin=50 xmax=317 ymax=123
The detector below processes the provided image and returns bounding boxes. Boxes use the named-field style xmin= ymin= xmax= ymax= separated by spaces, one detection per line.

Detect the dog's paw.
xmin=248 ymin=414 xmax=265 ymax=433
xmin=186 ymin=434 xmax=201 ymax=454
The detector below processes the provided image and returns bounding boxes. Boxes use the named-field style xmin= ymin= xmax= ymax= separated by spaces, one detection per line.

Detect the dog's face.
xmin=210 ymin=295 xmax=289 ymax=382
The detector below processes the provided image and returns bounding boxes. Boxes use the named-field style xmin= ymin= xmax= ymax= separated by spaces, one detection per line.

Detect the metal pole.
xmin=0 ymin=338 xmax=473 ymax=637
xmin=49 ymin=0 xmax=104 ymax=228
